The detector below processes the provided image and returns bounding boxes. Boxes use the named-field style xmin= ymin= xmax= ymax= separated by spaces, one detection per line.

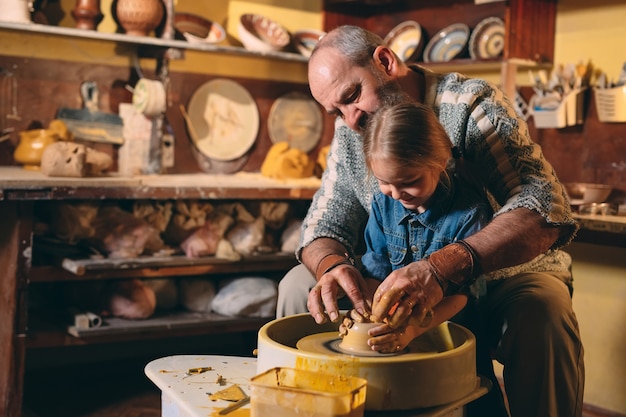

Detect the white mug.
xmin=0 ymin=0 xmax=32 ymax=24
xmin=132 ymin=78 xmax=166 ymax=118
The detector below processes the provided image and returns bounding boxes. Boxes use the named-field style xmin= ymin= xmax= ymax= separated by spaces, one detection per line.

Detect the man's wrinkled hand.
xmin=307 ymin=264 xmax=369 ymax=324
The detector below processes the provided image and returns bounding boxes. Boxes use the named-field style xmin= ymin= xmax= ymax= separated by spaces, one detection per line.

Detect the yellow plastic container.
xmin=250 ymin=367 xmax=367 ymax=417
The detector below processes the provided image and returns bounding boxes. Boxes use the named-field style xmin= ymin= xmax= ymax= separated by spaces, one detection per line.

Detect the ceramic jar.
xmin=71 ymin=0 xmax=103 ymax=30
xmin=14 ymin=129 xmax=60 ymax=170
xmin=115 ymin=0 xmax=164 ymax=37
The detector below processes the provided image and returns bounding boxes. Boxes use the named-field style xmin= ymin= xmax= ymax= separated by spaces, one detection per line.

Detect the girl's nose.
xmin=389 ymin=185 xmax=402 ymax=200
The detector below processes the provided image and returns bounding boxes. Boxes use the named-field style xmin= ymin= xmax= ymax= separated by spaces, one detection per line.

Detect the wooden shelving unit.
xmin=0 ymin=21 xmax=308 ymax=63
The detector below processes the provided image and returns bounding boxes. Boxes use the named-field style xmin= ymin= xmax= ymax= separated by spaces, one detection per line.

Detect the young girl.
xmin=354 ymin=101 xmax=493 ymax=354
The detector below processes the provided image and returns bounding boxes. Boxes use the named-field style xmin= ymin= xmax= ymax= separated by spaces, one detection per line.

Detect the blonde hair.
xmin=363 ymin=102 xmax=452 ymax=175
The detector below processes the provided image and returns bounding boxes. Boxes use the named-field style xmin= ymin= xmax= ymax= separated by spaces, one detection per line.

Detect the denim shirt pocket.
xmin=384 ymin=227 xmax=411 ymax=268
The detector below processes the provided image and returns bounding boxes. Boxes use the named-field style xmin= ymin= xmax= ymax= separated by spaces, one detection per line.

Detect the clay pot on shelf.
xmin=114 ymin=0 xmax=164 ymax=37
xmin=71 ymin=0 xmax=103 ymax=30
xmin=13 ymin=129 xmax=60 ymax=170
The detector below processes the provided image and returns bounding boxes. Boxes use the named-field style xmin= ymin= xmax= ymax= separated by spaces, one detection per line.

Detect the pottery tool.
xmin=56 ymin=81 xmax=124 ymax=145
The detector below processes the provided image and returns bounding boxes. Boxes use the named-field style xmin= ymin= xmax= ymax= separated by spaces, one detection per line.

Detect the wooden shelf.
xmin=26 ymin=309 xmax=271 ymax=349
xmin=0 ymin=168 xmax=321 ymax=201
xmin=0 ymin=21 xmax=308 ymax=63
xmin=30 ymin=253 xmax=300 ymax=282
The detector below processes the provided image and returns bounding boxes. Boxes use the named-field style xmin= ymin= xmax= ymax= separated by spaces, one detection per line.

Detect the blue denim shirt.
xmin=361 ymin=174 xmax=493 ymax=286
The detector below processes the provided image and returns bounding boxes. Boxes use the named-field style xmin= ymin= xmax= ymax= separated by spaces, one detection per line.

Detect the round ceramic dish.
xmin=186 ymin=79 xmax=259 ymax=161
xmin=174 ymin=13 xmax=226 ymax=44
xmin=564 ymin=182 xmax=613 ymax=205
xmin=469 ymin=16 xmax=505 ymax=60
xmin=384 ymin=20 xmax=424 ymax=63
xmin=422 ymin=23 xmax=470 ymax=63
xmin=237 ymin=13 xmax=291 ymax=52
xmin=292 ymin=29 xmax=326 ymax=58
xmin=268 ymin=91 xmax=323 ymax=152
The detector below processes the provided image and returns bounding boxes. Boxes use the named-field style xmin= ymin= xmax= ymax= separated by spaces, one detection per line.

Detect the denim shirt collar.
xmin=392 ymin=176 xmax=456 ymax=232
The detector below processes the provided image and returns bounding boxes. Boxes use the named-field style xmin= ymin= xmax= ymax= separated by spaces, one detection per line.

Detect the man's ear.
xmin=373 ymin=46 xmax=399 ymax=76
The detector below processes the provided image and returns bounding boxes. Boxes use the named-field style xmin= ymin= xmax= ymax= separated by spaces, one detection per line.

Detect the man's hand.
xmin=371 ymin=260 xmax=444 ymax=328
xmin=307 ymin=263 xmax=369 ymax=324
xmin=369 ymin=294 xmax=467 ymax=353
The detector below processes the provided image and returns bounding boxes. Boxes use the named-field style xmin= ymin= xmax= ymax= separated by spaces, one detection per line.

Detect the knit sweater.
xmin=299 ymin=66 xmax=578 ymax=280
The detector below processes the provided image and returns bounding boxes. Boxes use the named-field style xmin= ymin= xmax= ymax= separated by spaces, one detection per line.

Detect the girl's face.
xmin=370 ymin=159 xmax=441 ymax=212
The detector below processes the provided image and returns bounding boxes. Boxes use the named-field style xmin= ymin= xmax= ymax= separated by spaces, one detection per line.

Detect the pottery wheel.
xmin=296 ymin=331 xmax=440 ymax=357
xmin=256 ymin=314 xmax=478 ymax=410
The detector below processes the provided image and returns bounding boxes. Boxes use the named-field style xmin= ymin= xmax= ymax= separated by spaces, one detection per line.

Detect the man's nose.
xmin=342 ymin=106 xmax=361 ymax=131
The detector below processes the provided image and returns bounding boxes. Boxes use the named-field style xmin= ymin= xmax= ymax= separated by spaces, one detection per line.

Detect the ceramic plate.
xmin=187 ymin=79 xmax=259 ymax=161
xmin=384 ymin=20 xmax=424 ymax=63
xmin=422 ymin=23 xmax=470 ymax=63
xmin=268 ymin=91 xmax=323 ymax=153
xmin=469 ymin=16 xmax=505 ymax=60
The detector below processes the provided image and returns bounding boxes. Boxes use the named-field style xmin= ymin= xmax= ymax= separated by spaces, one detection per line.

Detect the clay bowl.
xmin=174 ymin=12 xmax=225 ymax=44
xmin=237 ymin=13 xmax=291 ymax=52
xmin=563 ymin=182 xmax=613 ymax=205
xmin=338 ymin=321 xmax=378 ymax=354
xmin=256 ymin=313 xmax=477 ymax=410
xmin=292 ymin=28 xmax=326 ymax=58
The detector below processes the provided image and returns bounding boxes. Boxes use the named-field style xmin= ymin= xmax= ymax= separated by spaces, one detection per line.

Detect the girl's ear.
xmin=373 ymin=45 xmax=399 ymax=76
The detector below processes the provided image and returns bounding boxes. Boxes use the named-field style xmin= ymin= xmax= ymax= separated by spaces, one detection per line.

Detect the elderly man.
xmin=277 ymin=25 xmax=584 ymax=417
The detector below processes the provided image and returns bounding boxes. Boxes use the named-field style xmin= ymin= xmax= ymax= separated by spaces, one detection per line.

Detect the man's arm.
xmin=464 ymin=207 xmax=560 ymax=273
xmin=301 ymin=237 xmax=352 ymax=279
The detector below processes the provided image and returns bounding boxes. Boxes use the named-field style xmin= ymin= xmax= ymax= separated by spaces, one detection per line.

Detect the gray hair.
xmin=311 ymin=25 xmax=385 ymax=67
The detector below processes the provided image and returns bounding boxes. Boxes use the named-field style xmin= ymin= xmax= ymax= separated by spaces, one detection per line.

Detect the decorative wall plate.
xmin=268 ymin=91 xmax=323 ymax=153
xmin=469 ymin=17 xmax=505 ymax=60
xmin=187 ymin=79 xmax=259 ymax=161
xmin=422 ymin=23 xmax=470 ymax=63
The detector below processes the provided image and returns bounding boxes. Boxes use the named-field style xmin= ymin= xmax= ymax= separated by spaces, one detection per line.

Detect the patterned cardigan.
xmin=298 ymin=65 xmax=578 ymax=281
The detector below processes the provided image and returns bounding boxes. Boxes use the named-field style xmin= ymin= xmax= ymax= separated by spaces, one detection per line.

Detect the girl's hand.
xmin=369 ymin=294 xmax=468 ymax=353
xmin=367 ymin=309 xmax=431 ymax=353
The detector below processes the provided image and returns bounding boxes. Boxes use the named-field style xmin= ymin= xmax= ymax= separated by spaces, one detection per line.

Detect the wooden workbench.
xmin=0 ymin=167 xmax=320 ymax=417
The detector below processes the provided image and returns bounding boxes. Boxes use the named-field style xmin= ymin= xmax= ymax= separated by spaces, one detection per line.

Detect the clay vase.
xmin=115 ymin=0 xmax=164 ymax=37
xmin=14 ymin=129 xmax=60 ymax=170
xmin=71 ymin=0 xmax=103 ymax=30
